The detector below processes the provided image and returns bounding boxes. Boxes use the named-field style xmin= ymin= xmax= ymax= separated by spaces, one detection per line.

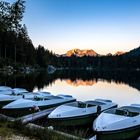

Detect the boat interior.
xmin=64 ymin=100 xmax=105 ymax=108
xmin=105 ymin=106 xmax=140 ymax=117
xmin=33 ymin=95 xmax=63 ymax=101
xmin=85 ymin=100 xmax=106 ymax=106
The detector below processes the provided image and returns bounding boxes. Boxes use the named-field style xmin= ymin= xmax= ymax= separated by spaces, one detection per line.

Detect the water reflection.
xmin=65 ymin=79 xmax=96 ymax=86
xmin=0 ymin=70 xmax=140 ymax=92
xmin=43 ymin=79 xmax=140 ymax=106
xmin=0 ymin=70 xmax=140 ymax=106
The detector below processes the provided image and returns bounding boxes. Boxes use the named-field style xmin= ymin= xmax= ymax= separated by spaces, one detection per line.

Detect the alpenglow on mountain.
xmin=63 ymin=49 xmax=98 ymax=57
xmin=114 ymin=51 xmax=125 ymax=56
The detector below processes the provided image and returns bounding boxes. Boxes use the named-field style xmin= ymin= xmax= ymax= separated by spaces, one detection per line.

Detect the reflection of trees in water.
xmin=0 ymin=70 xmax=140 ymax=91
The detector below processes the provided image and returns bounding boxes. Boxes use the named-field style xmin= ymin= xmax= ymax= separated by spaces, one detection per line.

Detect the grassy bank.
xmin=0 ymin=121 xmax=35 ymax=140
xmin=0 ymin=120 xmax=81 ymax=140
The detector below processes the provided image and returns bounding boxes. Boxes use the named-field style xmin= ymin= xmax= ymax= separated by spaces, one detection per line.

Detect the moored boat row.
xmin=0 ymin=86 xmax=76 ymax=117
xmin=0 ymin=86 xmax=140 ymax=139
xmin=0 ymin=90 xmax=52 ymax=108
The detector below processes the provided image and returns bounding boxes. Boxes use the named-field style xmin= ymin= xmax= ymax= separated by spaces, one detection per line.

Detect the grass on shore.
xmin=0 ymin=120 xmax=81 ymax=140
xmin=0 ymin=121 xmax=36 ymax=140
xmin=0 ymin=121 xmax=13 ymax=137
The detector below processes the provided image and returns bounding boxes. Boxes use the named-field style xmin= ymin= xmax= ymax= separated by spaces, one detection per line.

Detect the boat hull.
xmin=95 ymin=125 xmax=140 ymax=140
xmin=0 ymin=100 xmax=14 ymax=108
xmin=48 ymin=103 xmax=118 ymax=126
xmin=48 ymin=113 xmax=97 ymax=126
xmin=2 ymin=99 xmax=76 ymax=117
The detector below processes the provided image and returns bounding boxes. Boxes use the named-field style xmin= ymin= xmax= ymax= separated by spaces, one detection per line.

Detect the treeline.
xmin=55 ymin=51 xmax=140 ymax=69
xmin=1 ymin=0 xmax=140 ymax=70
xmin=0 ymin=0 xmax=56 ymax=68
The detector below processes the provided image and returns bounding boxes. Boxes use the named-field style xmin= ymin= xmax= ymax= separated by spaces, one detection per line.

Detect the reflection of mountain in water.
xmin=65 ymin=79 xmax=96 ymax=86
xmin=0 ymin=70 xmax=140 ymax=91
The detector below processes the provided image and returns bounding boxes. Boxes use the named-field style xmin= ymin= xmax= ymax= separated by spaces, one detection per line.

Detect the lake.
xmin=1 ymin=70 xmax=140 ymax=106
xmin=35 ymin=78 xmax=140 ymax=106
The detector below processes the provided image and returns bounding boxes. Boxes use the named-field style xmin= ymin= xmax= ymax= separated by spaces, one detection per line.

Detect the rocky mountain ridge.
xmin=62 ymin=49 xmax=125 ymax=57
xmin=63 ymin=48 xmax=98 ymax=57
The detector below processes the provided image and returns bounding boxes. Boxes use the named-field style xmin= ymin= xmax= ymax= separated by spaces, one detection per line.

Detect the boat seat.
xmin=78 ymin=102 xmax=86 ymax=108
xmin=115 ymin=109 xmax=139 ymax=117
xmin=128 ymin=111 xmax=139 ymax=117
xmin=115 ymin=109 xmax=124 ymax=115
xmin=87 ymin=104 xmax=95 ymax=107
xmin=34 ymin=96 xmax=42 ymax=101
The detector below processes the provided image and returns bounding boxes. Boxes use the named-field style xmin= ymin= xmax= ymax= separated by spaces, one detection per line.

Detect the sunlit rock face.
xmin=65 ymin=48 xmax=98 ymax=57
xmin=106 ymin=51 xmax=125 ymax=56
xmin=114 ymin=51 xmax=125 ymax=56
xmin=61 ymin=49 xmax=126 ymax=57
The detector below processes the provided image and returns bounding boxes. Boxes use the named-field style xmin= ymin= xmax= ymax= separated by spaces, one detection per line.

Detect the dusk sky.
xmin=7 ymin=0 xmax=140 ymax=54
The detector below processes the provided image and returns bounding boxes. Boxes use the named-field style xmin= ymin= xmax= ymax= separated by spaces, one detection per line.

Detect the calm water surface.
xmin=1 ymin=70 xmax=140 ymax=106
xmin=34 ymin=79 xmax=140 ymax=106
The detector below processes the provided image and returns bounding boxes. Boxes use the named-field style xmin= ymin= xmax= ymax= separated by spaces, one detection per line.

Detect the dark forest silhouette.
xmin=0 ymin=0 xmax=140 ymax=70
xmin=0 ymin=0 xmax=55 ymax=68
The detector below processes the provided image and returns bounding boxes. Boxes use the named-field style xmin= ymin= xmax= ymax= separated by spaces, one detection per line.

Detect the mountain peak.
xmin=65 ymin=49 xmax=98 ymax=57
xmin=114 ymin=51 xmax=125 ymax=56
